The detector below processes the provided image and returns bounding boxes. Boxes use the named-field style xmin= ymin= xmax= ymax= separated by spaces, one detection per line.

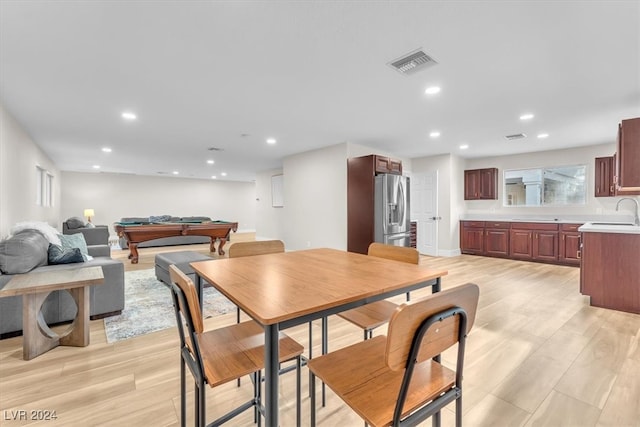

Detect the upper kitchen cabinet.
xmin=374 ymin=155 xmax=402 ymax=175
xmin=615 ymin=117 xmax=640 ymax=195
xmin=464 ymin=168 xmax=498 ymax=200
xmin=594 ymin=156 xmax=615 ymax=197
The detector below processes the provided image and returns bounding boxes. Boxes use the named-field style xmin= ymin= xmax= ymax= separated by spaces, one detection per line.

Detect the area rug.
xmin=104 ymin=269 xmax=235 ymax=343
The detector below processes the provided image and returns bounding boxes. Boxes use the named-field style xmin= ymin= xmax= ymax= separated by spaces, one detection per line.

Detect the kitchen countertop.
xmin=578 ymin=222 xmax=640 ymax=234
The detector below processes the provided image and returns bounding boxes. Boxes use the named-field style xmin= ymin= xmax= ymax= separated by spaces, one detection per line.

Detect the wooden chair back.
xmin=368 ymin=242 xmax=419 ymax=265
xmin=169 ymin=264 xmax=204 ymax=334
xmin=385 ymin=283 xmax=479 ymax=371
xmin=228 ymin=240 xmax=285 ymax=258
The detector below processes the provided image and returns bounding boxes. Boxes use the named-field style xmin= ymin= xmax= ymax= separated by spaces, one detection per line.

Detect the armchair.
xmin=62 ymin=218 xmax=110 ymax=255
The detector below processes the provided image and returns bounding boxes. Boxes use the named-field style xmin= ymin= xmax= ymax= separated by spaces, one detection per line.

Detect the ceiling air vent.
xmin=388 ymin=49 xmax=438 ymax=75
xmin=207 ymin=147 xmax=224 ymax=151
xmin=505 ymin=133 xmax=527 ymax=141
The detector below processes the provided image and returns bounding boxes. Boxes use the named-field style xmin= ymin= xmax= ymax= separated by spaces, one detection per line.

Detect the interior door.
xmin=411 ymin=171 xmax=439 ymax=256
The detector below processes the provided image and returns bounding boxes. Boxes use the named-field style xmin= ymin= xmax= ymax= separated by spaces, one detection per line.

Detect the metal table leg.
xmin=264 ymin=324 xmax=279 ymax=427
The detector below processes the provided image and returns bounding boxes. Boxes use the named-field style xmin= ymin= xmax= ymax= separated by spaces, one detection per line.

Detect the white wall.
xmin=0 ymin=104 xmax=61 ymax=238
xmin=411 ymin=153 xmax=465 ymax=255
xmin=60 ymin=172 xmax=256 ymax=236
xmin=255 ymin=168 xmax=285 ymax=241
xmin=282 ymin=143 xmax=349 ymax=250
xmin=463 ymin=143 xmax=628 ymax=217
xmin=412 ymin=143 xmax=638 ymax=254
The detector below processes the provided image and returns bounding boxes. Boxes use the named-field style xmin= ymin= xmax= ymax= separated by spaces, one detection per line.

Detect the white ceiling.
xmin=1 ymin=1 xmax=639 ymax=182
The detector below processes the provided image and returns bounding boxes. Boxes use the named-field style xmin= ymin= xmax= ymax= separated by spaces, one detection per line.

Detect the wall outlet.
xmin=306 ymin=241 xmax=311 ymax=248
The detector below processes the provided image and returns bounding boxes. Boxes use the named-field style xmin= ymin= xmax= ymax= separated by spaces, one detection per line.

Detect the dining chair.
xmin=228 ymin=240 xmax=285 ymax=323
xmin=169 ymin=264 xmax=303 ymax=427
xmin=338 ymin=243 xmax=419 ymax=340
xmin=308 ymin=282 xmax=480 ymax=427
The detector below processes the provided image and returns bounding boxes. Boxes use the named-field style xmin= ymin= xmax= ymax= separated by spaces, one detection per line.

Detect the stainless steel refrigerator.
xmin=374 ymin=174 xmax=411 ymax=247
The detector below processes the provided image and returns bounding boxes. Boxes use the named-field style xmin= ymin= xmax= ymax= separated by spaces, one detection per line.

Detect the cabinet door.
xmin=594 ymin=156 xmax=614 ymax=197
xmin=374 ymin=155 xmax=402 ymax=175
xmin=464 ymin=170 xmax=480 ymax=200
xmin=533 ymin=231 xmax=559 ymax=262
xmin=510 ymin=229 xmax=533 ymax=259
xmin=616 ymin=118 xmax=640 ymax=194
xmin=461 ymin=227 xmax=485 ymax=254
xmin=559 ymin=232 xmax=581 ymax=265
xmin=485 ymin=228 xmax=509 ymax=257
xmin=479 ymin=168 xmax=498 ymax=199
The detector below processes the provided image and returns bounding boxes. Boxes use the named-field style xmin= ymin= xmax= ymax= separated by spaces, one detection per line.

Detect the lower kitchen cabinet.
xmin=461 ymin=220 xmax=581 ymax=266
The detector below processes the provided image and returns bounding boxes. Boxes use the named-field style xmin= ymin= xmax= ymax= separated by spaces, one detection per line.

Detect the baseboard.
xmin=437 ymin=248 xmax=462 ymax=257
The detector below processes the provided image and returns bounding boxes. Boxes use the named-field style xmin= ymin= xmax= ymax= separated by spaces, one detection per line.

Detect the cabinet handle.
xmin=577 ymin=250 xmax=581 ymax=259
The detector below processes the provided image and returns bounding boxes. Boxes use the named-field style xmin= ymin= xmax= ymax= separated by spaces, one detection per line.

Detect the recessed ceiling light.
xmin=537 ymin=133 xmax=549 ymax=139
xmin=92 ymin=165 xmax=100 ymax=169
xmin=266 ymin=138 xmax=277 ymax=144
xmin=211 ymin=175 xmax=217 ymax=179
xmin=102 ymin=147 xmax=112 ymax=153
xmin=429 ymin=131 xmax=441 ymax=138
xmin=425 ymin=86 xmax=441 ymax=95
xmin=459 ymin=144 xmax=469 ymax=150
xmin=221 ymin=172 xmax=227 ymax=177
xmin=121 ymin=111 xmax=137 ymax=121
xmin=207 ymin=159 xmax=215 ymax=164
xmin=519 ymin=113 xmax=534 ymax=120
xmin=172 ymin=171 xmax=179 ymax=175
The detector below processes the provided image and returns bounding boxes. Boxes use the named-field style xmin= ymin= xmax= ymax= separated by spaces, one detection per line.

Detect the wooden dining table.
xmin=190 ymin=248 xmax=448 ymax=427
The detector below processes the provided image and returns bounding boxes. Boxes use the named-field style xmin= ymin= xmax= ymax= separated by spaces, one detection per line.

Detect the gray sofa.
xmin=117 ymin=216 xmax=211 ymax=248
xmin=63 ymin=219 xmax=109 ymax=246
xmin=0 ymin=228 xmax=125 ymax=338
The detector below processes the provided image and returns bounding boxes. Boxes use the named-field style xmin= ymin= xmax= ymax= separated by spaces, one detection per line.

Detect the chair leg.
xmin=321 ymin=316 xmax=328 ymax=407
xmin=253 ymin=372 xmax=259 ymax=424
xmin=310 ymin=372 xmax=316 ymax=427
xmin=296 ymin=356 xmax=301 ymax=427
xmin=406 ymin=291 xmax=410 ymax=301
xmin=308 ymin=321 xmax=313 ymax=397
xmin=456 ymin=394 xmax=462 ymax=427
xmin=432 ymin=410 xmax=441 ymax=427
xmin=180 ymin=359 xmax=186 ymax=427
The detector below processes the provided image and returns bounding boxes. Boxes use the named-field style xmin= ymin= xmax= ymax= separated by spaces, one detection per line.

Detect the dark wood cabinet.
xmin=616 ymin=118 xmax=640 ymax=194
xmin=374 ymin=156 xmax=402 ymax=175
xmin=347 ymin=154 xmax=403 ymax=254
xmin=533 ymin=230 xmax=559 ymax=262
xmin=581 ymin=231 xmax=640 ymax=314
xmin=594 ymin=156 xmax=615 ymax=197
xmin=464 ymin=168 xmax=498 ymax=200
xmin=461 ymin=220 xmax=582 ymax=266
xmin=559 ymin=224 xmax=582 ymax=266
xmin=509 ymin=229 xmax=533 ymax=260
xmin=484 ymin=222 xmax=510 ymax=257
xmin=510 ymin=223 xmax=559 ymax=262
xmin=460 ymin=221 xmax=485 ymax=255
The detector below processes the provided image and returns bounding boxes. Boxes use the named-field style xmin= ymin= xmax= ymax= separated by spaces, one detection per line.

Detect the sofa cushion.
xmin=0 ymin=230 xmax=49 ymax=274
xmin=59 ymin=233 xmax=92 ymax=261
xmin=48 ymin=244 xmax=84 ymax=265
xmin=65 ymin=216 xmax=86 ymax=229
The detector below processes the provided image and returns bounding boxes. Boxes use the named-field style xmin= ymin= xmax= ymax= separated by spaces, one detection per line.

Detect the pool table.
xmin=114 ymin=221 xmax=238 ymax=263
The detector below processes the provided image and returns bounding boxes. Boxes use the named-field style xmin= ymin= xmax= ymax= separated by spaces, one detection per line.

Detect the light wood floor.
xmin=1 ymin=236 xmax=639 ymax=426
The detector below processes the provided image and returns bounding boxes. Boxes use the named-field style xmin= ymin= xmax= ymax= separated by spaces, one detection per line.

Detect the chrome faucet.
xmin=616 ymin=197 xmax=640 ymax=226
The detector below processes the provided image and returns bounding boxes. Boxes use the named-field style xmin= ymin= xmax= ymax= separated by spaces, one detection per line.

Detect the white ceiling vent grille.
xmin=505 ymin=133 xmax=527 ymax=141
xmin=388 ymin=49 xmax=437 ymax=75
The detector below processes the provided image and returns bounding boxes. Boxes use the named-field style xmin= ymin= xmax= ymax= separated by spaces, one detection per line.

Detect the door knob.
xmin=430 ymin=216 xmax=442 ymax=220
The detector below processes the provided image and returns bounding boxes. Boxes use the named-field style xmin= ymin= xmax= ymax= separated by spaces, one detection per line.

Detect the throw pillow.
xmin=65 ymin=216 xmax=86 ymax=229
xmin=0 ymin=230 xmax=49 ymax=274
xmin=58 ymin=233 xmax=92 ymax=261
xmin=48 ymin=244 xmax=84 ymax=265
xmin=10 ymin=221 xmax=61 ymax=245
